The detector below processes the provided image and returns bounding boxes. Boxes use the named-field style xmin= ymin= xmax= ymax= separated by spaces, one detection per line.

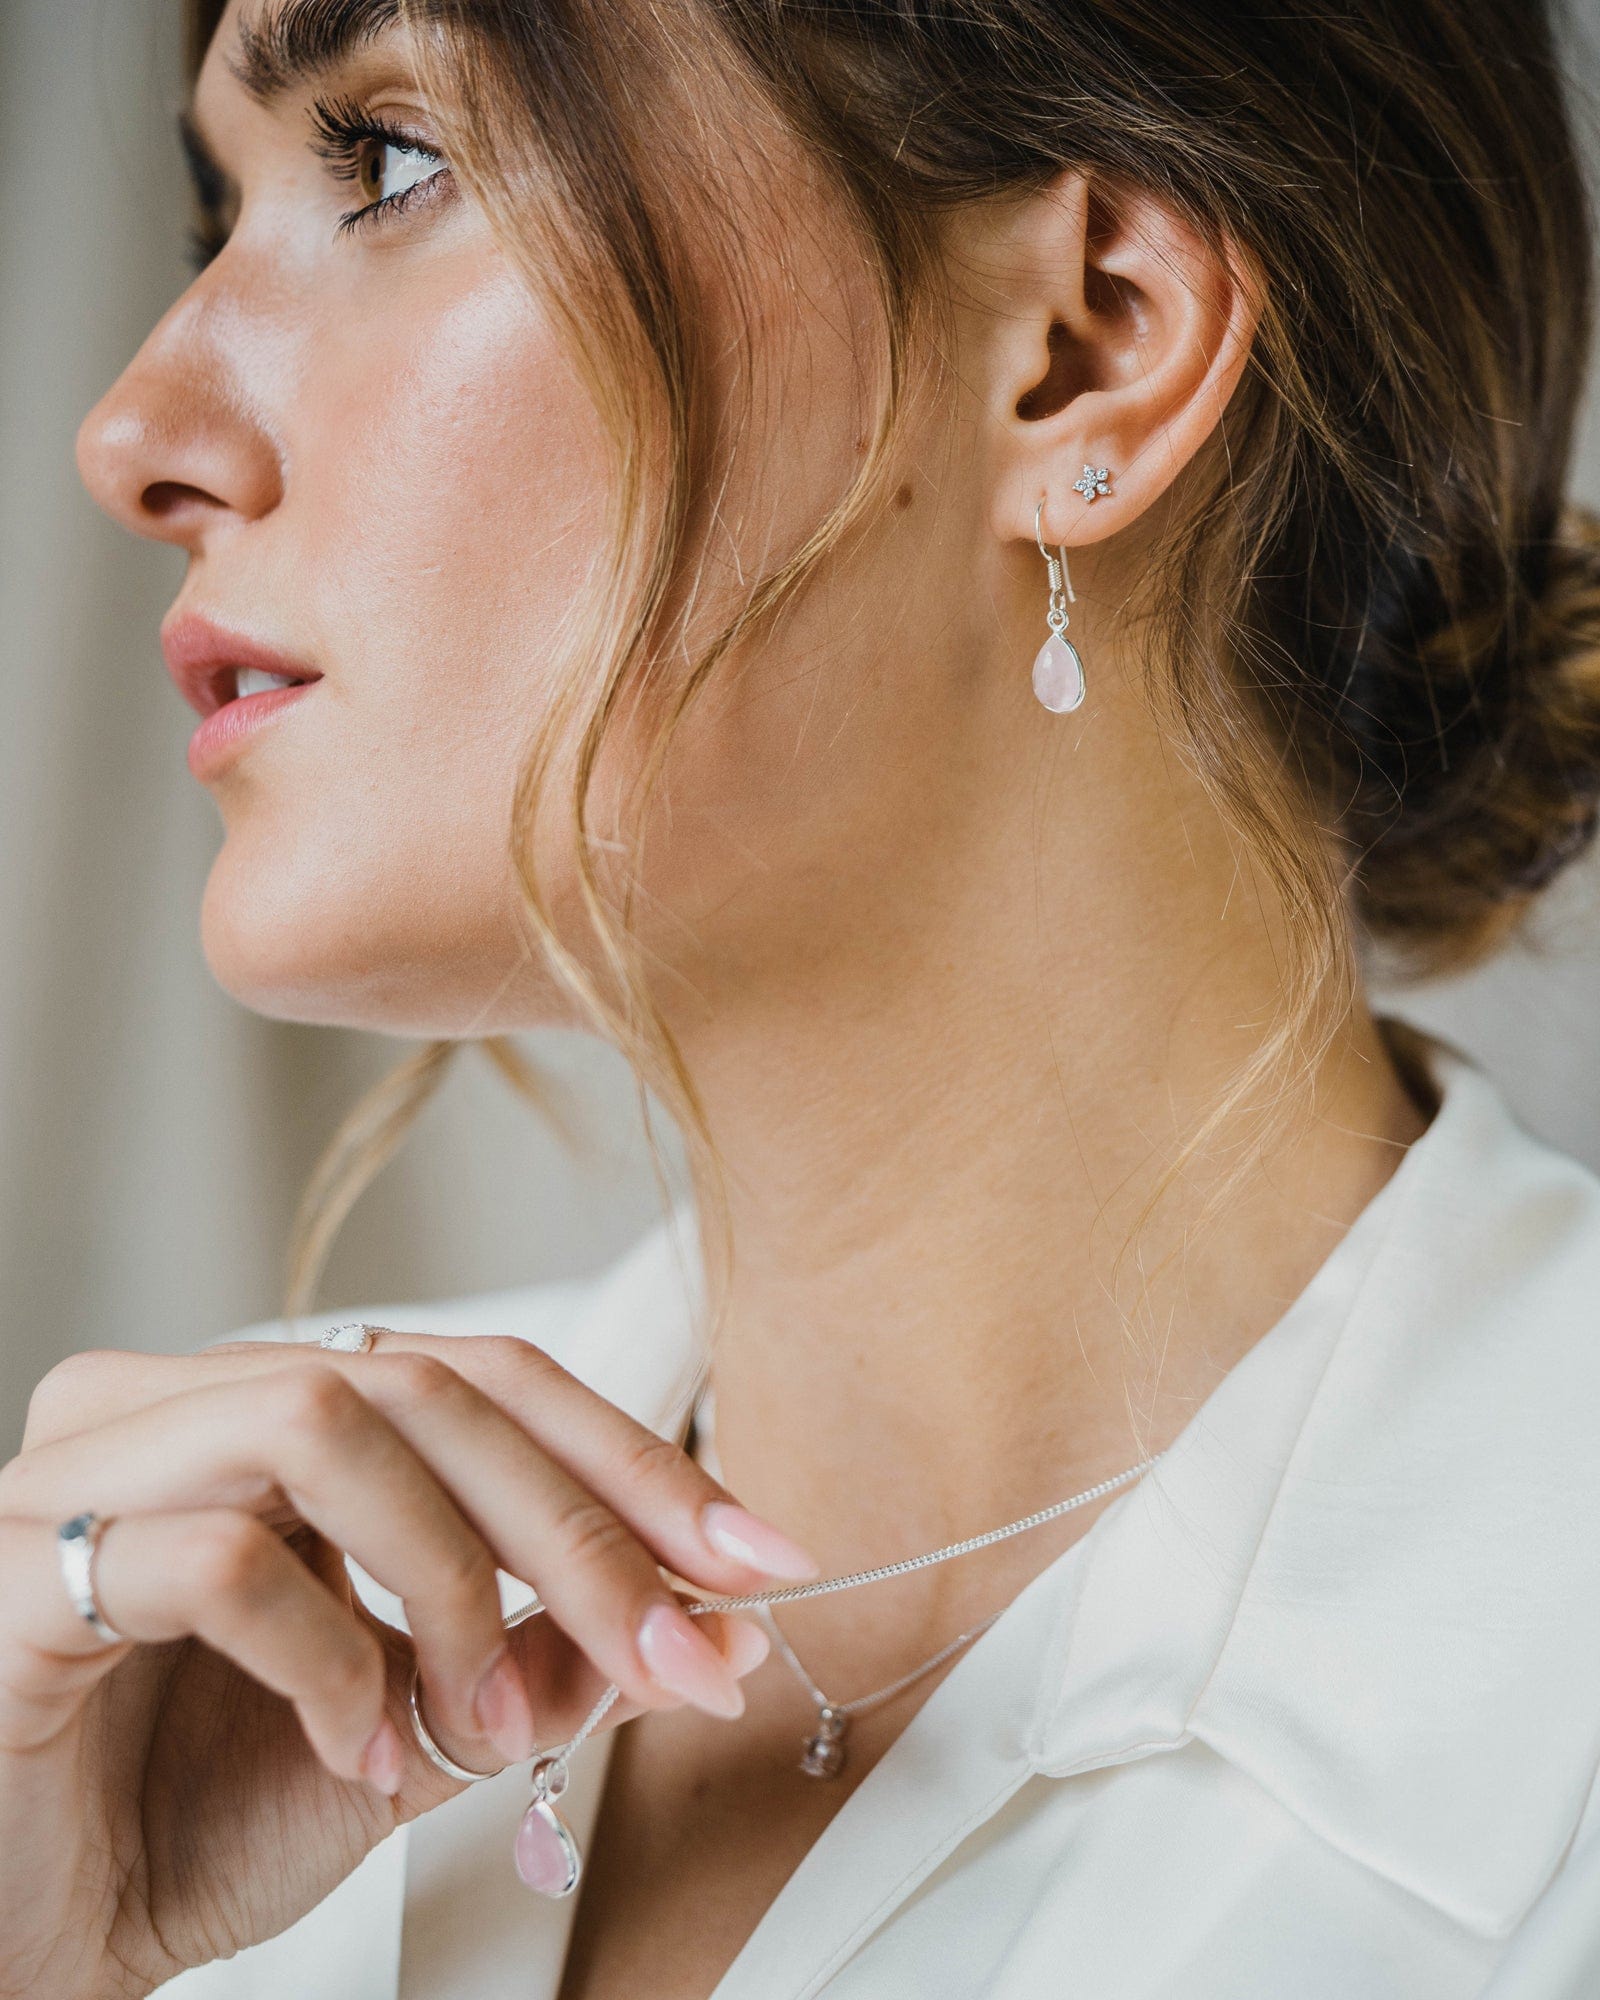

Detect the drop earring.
xmin=1031 ymin=496 xmax=1087 ymax=714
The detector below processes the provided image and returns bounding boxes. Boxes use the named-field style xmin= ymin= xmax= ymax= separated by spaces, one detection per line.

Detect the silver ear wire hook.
xmin=1034 ymin=497 xmax=1077 ymax=610
xmin=1030 ymin=493 xmax=1088 ymax=714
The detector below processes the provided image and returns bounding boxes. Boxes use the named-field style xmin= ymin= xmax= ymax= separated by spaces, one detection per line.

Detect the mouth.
xmin=204 ymin=660 xmax=322 ymax=712
xmin=161 ymin=614 xmax=324 ymax=719
xmin=161 ymin=613 xmax=325 ymax=780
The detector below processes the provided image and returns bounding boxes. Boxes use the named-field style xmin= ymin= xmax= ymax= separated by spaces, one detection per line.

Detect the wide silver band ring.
xmin=406 ymin=1660 xmax=503 ymax=1784
xmin=56 ymin=1511 xmax=132 ymax=1646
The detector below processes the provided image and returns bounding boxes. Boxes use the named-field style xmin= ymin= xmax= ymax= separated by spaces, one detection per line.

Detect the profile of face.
xmin=77 ymin=0 xmax=1253 ymax=1046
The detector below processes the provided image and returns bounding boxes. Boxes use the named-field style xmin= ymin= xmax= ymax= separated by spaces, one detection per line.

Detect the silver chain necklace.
xmin=512 ymin=1387 xmax=1163 ymax=1897
xmin=697 ymin=1393 xmax=1003 ymax=1778
xmin=761 ymin=1600 xmax=1002 ymax=1777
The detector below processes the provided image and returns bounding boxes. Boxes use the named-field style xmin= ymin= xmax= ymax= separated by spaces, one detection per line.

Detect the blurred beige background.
xmin=4 ymin=0 xmax=1600 ymax=1458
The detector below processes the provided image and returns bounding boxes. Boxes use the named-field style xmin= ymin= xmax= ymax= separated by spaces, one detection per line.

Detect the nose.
xmin=76 ymin=286 xmax=284 ymax=551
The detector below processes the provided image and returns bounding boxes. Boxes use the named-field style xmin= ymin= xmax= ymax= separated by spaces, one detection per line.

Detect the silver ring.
xmin=56 ymin=1512 xmax=131 ymax=1646
xmin=406 ymin=1660 xmax=503 ymax=1783
xmin=318 ymin=1322 xmax=377 ymax=1353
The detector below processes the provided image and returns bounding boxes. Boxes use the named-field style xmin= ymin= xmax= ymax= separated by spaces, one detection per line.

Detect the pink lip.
xmin=184 ymin=681 xmax=319 ymax=779
xmin=161 ymin=614 xmax=323 ymax=781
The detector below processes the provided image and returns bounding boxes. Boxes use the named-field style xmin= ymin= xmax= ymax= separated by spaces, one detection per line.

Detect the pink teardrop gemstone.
xmin=1031 ymin=633 xmax=1085 ymax=713
xmin=514 ymin=1799 xmax=581 ymax=1897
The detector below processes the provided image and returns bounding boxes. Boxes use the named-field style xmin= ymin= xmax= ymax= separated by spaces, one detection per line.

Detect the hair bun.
xmin=1504 ymin=503 xmax=1600 ymax=890
xmin=1353 ymin=497 xmax=1600 ymax=972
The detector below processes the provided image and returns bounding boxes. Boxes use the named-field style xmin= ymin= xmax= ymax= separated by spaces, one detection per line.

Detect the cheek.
xmin=319 ymin=260 xmax=602 ymax=662
xmin=203 ymin=251 xmax=607 ymax=1030
xmin=568 ymin=239 xmax=966 ymax=1010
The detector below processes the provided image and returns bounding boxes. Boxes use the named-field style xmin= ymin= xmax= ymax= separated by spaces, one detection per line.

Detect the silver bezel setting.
xmin=318 ymin=1322 xmax=376 ymax=1353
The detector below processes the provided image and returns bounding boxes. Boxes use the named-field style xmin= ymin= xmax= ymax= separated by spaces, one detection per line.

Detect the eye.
xmin=308 ymin=96 xmax=451 ymax=235
xmin=354 ymin=134 xmax=441 ymax=210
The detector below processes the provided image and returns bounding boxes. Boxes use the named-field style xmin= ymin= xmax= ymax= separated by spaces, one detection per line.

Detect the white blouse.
xmin=159 ymin=1016 xmax=1600 ymax=1998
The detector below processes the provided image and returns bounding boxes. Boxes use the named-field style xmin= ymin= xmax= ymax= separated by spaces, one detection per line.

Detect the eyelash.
xmin=307 ymin=94 xmax=451 ymax=238
xmin=183 ymin=97 xmax=452 ymax=275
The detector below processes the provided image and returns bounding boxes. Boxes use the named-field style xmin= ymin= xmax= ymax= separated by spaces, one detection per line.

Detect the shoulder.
xmin=1198 ymin=1023 xmax=1600 ymax=1940
xmin=1347 ymin=1017 xmax=1600 ymax=1428
xmin=1374 ymin=1024 xmax=1600 ymax=1452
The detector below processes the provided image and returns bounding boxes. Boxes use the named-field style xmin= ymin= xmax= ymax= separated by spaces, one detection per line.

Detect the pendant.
xmin=514 ymin=1756 xmax=582 ymax=1897
xmin=799 ymin=1704 xmax=849 ymax=1779
xmin=1031 ymin=632 xmax=1086 ymax=714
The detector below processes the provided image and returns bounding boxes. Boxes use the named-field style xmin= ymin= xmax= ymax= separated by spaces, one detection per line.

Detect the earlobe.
xmin=982 ymin=167 xmax=1262 ymax=551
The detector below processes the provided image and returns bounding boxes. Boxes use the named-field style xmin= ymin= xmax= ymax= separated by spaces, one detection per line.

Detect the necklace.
xmin=695 ymin=1392 xmax=1003 ymax=1778
xmin=511 ymin=1386 xmax=1164 ymax=1897
xmin=762 ymin=1600 xmax=1002 ymax=1777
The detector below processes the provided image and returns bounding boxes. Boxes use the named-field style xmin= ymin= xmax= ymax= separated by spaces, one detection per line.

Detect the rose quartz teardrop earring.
xmin=1031 ymin=493 xmax=1090 ymax=714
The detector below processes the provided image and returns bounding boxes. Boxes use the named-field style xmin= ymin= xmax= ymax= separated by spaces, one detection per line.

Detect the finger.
xmin=19 ymin=1345 xmax=266 ymax=1448
xmin=0 ymin=1511 xmax=402 ymax=1792
xmin=408 ymin=1336 xmax=821 ymax=1591
xmin=5 ymin=1367 xmax=534 ymax=1768
xmin=25 ymin=1336 xmax=820 ymax=1594
xmin=335 ymin=1354 xmax=771 ymax=1730
xmin=6 ymin=1358 xmax=770 ymax=1760
xmin=434 ymin=1600 xmax=771 ymax=1769
xmin=19 ymin=1336 xmax=812 ymax=1741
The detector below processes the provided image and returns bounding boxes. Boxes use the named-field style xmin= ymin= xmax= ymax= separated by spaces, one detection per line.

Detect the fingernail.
xmin=701 ymin=1502 xmax=821 ymax=1580
xmin=721 ymin=1615 xmax=772 ymax=1679
xmin=638 ymin=1602 xmax=746 ymax=1718
xmin=474 ymin=1648 xmax=540 ymax=1763
xmin=360 ymin=1715 xmax=405 ymax=1795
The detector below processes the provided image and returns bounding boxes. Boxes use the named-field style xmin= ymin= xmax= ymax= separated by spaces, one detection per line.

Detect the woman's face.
xmin=76 ymin=2 xmax=1042 ymax=1041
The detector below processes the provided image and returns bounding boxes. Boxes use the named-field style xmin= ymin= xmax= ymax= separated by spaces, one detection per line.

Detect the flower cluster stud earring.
xmin=1031 ymin=468 xmax=1113 ymax=713
xmin=1073 ymin=463 xmax=1112 ymax=503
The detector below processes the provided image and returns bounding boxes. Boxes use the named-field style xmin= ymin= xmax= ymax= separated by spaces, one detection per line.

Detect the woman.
xmin=5 ymin=0 xmax=1600 ymax=1991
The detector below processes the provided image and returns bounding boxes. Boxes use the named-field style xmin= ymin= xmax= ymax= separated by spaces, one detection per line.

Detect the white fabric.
xmin=157 ymin=1016 xmax=1600 ymax=1997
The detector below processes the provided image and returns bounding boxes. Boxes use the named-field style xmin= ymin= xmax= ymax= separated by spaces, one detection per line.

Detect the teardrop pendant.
xmin=514 ymin=1756 xmax=582 ymax=1897
xmin=1032 ymin=632 xmax=1086 ymax=713
xmin=515 ymin=1798 xmax=581 ymax=1896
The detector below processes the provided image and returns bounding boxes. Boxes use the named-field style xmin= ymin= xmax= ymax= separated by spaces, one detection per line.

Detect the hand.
xmin=0 ymin=1329 xmax=808 ymax=1999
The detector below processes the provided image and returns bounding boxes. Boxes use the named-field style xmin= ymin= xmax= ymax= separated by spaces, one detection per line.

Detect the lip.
xmin=161 ymin=614 xmax=323 ymax=781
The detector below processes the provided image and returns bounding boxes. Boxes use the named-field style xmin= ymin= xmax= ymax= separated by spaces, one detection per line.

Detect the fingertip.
xmin=700 ymin=1502 xmax=821 ymax=1581
xmin=360 ymin=1714 xmax=406 ymax=1795
xmin=721 ymin=1614 xmax=772 ymax=1678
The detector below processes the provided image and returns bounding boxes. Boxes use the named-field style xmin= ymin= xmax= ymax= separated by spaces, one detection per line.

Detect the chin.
xmin=196 ymin=837 xmax=561 ymax=1038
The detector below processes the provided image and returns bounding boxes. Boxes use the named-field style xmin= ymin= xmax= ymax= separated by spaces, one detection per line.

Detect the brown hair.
xmin=185 ymin=0 xmax=1600 ymax=1331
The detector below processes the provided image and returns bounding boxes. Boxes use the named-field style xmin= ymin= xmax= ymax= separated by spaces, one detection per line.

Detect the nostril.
xmin=76 ymin=352 xmax=283 ymax=544
xmin=142 ymin=480 xmax=216 ymax=522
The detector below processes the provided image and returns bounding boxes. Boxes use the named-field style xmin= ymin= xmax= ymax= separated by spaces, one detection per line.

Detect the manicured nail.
xmin=638 ymin=1602 xmax=746 ymax=1717
xmin=474 ymin=1647 xmax=540 ymax=1763
xmin=701 ymin=1502 xmax=821 ymax=1580
xmin=360 ymin=1715 xmax=405 ymax=1795
xmin=720 ymin=1615 xmax=773 ymax=1679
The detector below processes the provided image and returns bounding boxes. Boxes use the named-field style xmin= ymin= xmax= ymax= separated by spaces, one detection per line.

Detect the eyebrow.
xmin=228 ymin=0 xmax=404 ymax=105
xmin=182 ymin=0 xmax=438 ymax=236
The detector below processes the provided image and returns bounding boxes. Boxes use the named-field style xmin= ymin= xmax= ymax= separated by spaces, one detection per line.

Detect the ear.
xmin=965 ymin=168 xmax=1263 ymax=552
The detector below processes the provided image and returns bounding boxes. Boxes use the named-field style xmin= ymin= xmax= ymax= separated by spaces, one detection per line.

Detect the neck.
xmin=668 ymin=796 xmax=1430 ymax=1670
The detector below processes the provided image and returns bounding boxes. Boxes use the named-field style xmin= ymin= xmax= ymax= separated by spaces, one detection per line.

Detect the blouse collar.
xmin=402 ymin=1016 xmax=1600 ymax=1995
